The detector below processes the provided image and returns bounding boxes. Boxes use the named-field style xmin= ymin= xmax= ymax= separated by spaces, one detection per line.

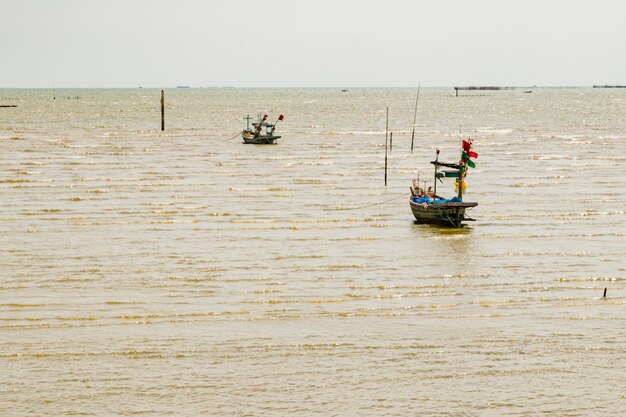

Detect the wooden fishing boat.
xmin=409 ymin=199 xmax=477 ymax=227
xmin=410 ymin=141 xmax=478 ymax=227
xmin=242 ymin=114 xmax=284 ymax=144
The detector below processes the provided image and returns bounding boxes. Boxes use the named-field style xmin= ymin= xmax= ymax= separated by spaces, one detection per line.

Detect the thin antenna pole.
xmin=384 ymin=107 xmax=389 ymax=186
xmin=410 ymin=83 xmax=420 ymax=154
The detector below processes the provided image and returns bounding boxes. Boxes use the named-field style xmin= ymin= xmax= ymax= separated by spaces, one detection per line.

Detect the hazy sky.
xmin=1 ymin=0 xmax=625 ymax=87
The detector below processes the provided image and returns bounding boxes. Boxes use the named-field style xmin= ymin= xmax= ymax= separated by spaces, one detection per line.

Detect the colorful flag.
xmin=278 ymin=114 xmax=284 ymax=121
xmin=462 ymin=139 xmax=472 ymax=152
xmin=467 ymin=160 xmax=476 ymax=168
xmin=468 ymin=151 xmax=478 ymax=158
xmin=262 ymin=114 xmax=269 ymax=121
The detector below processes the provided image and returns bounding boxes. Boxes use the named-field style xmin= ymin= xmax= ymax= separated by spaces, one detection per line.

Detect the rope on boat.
xmin=442 ymin=210 xmax=461 ymax=228
xmin=225 ymin=130 xmax=243 ymax=141
xmin=324 ymin=192 xmax=409 ymax=211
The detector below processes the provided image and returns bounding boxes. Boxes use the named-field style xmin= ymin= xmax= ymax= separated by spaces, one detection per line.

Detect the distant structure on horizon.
xmin=454 ymin=86 xmax=515 ymax=97
xmin=593 ymin=85 xmax=626 ymax=88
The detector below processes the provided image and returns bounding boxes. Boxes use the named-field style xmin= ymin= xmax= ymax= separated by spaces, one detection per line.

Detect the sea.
xmin=1 ymin=87 xmax=624 ymax=416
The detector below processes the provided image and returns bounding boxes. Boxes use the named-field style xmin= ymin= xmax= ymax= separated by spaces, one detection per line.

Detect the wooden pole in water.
xmin=384 ymin=107 xmax=388 ymax=186
xmin=390 ymin=132 xmax=393 ymax=152
xmin=161 ymin=90 xmax=165 ymax=131
xmin=410 ymin=84 xmax=420 ymax=154
xmin=603 ymin=288 xmax=607 ymax=298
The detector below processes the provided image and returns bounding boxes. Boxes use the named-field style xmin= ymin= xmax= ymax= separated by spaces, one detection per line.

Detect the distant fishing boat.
xmin=242 ymin=114 xmax=284 ymax=144
xmin=409 ymin=140 xmax=478 ymax=227
xmin=523 ymin=90 xmax=532 ymax=93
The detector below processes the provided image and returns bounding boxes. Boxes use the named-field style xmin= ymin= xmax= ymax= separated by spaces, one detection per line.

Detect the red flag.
xmin=462 ymin=140 xmax=472 ymax=152
xmin=262 ymin=114 xmax=269 ymax=121
xmin=468 ymin=151 xmax=478 ymax=158
xmin=278 ymin=114 xmax=284 ymax=121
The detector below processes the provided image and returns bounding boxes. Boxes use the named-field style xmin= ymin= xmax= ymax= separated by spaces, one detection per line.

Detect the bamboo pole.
xmin=161 ymin=90 xmax=165 ymax=131
xmin=410 ymin=84 xmax=420 ymax=154
xmin=390 ymin=132 xmax=393 ymax=152
xmin=384 ymin=107 xmax=388 ymax=186
xmin=417 ymin=173 xmax=420 ymax=195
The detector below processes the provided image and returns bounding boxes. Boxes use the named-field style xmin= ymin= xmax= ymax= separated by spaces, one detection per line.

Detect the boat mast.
xmin=458 ymin=139 xmax=464 ymax=200
xmin=433 ymin=149 xmax=440 ymax=198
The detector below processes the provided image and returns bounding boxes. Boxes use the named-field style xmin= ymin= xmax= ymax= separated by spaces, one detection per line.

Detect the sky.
xmin=1 ymin=0 xmax=625 ymax=88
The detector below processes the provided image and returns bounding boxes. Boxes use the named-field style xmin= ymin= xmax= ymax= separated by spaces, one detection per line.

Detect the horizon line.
xmin=0 ymin=85 xmax=614 ymax=90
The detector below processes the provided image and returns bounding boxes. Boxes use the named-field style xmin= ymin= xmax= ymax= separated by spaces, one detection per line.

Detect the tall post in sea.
xmin=384 ymin=107 xmax=388 ymax=186
xmin=161 ymin=90 xmax=165 ymax=131
xmin=411 ymin=84 xmax=420 ymax=154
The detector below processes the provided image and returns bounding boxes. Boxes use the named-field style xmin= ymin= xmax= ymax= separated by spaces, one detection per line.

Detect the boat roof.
xmin=431 ymin=161 xmax=460 ymax=169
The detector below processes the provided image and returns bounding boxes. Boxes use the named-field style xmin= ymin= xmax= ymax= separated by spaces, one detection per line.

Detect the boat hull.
xmin=242 ymin=132 xmax=281 ymax=144
xmin=409 ymin=199 xmax=477 ymax=227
